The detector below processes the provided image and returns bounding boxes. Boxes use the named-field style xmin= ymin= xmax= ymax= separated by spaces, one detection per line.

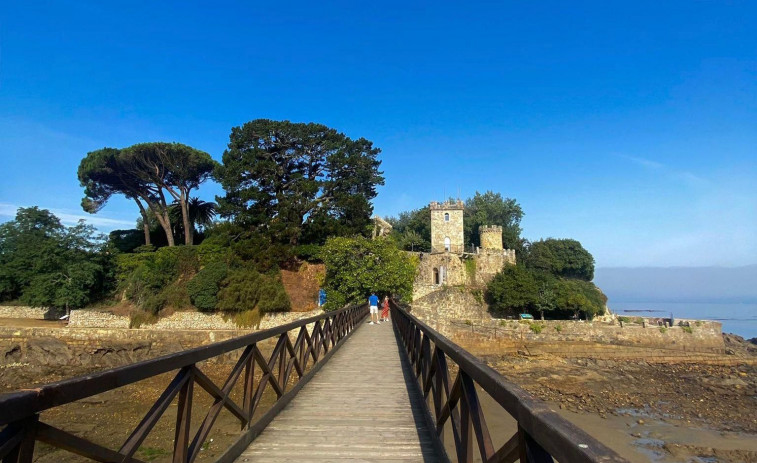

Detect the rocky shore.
xmin=483 ymin=334 xmax=757 ymax=462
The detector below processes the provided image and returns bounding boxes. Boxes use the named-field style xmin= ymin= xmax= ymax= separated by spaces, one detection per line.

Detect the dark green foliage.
xmin=292 ymin=244 xmax=322 ymax=262
xmin=117 ymin=245 xmax=207 ymax=312
xmin=79 ymin=143 xmax=218 ymax=246
xmin=464 ymin=191 xmax=524 ymax=250
xmin=387 ymin=207 xmax=431 ymax=251
xmin=525 ymin=238 xmax=595 ymax=281
xmin=187 ymin=262 xmax=228 ymax=311
xmin=552 ymin=279 xmax=606 ymax=319
xmin=109 ymin=229 xmax=145 ymax=253
xmin=485 ymin=265 xmax=539 ymax=317
xmin=216 ymin=268 xmax=290 ymax=314
xmin=0 ymin=207 xmax=113 ymax=312
xmin=215 ymin=119 xmax=384 ymax=245
xmin=320 ymin=236 xmax=418 ymax=311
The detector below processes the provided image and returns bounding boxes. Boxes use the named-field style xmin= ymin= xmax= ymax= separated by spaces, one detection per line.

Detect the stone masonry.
xmin=430 ymin=200 xmax=464 ymax=253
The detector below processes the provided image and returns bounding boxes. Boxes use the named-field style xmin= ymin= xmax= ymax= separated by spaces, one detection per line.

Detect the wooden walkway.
xmin=234 ymin=320 xmax=445 ymax=462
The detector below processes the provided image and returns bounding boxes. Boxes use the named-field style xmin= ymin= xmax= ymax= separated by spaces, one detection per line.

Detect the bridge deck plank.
xmin=234 ymin=321 xmax=444 ymax=462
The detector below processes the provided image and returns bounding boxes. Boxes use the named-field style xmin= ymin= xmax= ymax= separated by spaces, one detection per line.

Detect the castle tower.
xmin=430 ymin=200 xmax=464 ymax=253
xmin=479 ymin=225 xmax=503 ymax=250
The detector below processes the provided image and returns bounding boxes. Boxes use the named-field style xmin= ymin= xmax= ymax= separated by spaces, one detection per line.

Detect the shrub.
xmin=231 ymin=309 xmax=262 ymax=328
xmin=682 ymin=325 xmax=693 ymax=334
xmin=529 ymin=323 xmax=543 ymax=334
xmin=130 ymin=310 xmax=158 ymax=328
xmin=486 ymin=265 xmax=538 ymax=317
xmin=187 ymin=262 xmax=228 ymax=311
xmin=554 ymin=324 xmax=562 ymax=332
xmin=659 ymin=326 xmax=667 ymax=334
xmin=216 ymin=268 xmax=291 ymax=314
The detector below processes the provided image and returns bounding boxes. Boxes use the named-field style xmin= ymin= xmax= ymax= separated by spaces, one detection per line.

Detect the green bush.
xmin=529 ymin=323 xmax=543 ymax=334
xmin=320 ymin=236 xmax=417 ymax=311
xmin=216 ymin=267 xmax=291 ymax=314
xmin=659 ymin=326 xmax=667 ymax=334
xmin=554 ymin=324 xmax=562 ymax=332
xmin=682 ymin=325 xmax=693 ymax=334
xmin=187 ymin=262 xmax=228 ymax=311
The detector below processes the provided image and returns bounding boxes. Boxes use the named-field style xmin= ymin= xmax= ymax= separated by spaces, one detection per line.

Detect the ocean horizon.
xmin=608 ymin=301 xmax=757 ymax=340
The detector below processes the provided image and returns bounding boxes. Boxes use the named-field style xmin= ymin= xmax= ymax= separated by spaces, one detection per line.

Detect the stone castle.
xmin=413 ymin=200 xmax=516 ymax=300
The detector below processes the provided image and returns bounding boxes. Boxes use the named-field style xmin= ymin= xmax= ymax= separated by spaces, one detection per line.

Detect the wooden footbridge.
xmin=0 ymin=303 xmax=627 ymax=463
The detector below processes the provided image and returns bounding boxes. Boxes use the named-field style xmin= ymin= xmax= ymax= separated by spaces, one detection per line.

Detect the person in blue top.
xmin=368 ymin=292 xmax=380 ymax=325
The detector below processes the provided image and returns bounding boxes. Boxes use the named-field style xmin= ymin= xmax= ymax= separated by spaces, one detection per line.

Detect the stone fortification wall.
xmin=410 ymin=290 xmax=725 ymax=354
xmin=479 ymin=225 xmax=503 ymax=250
xmin=69 ymin=308 xmax=322 ymax=330
xmin=0 ymin=306 xmax=61 ymax=320
xmin=430 ymin=200 xmax=464 ymax=252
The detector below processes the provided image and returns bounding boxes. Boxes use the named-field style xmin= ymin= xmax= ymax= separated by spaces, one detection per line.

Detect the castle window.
xmin=444 ymin=237 xmax=451 ymax=252
xmin=433 ymin=268 xmax=440 ymax=285
xmin=444 ymin=213 xmax=450 ymax=222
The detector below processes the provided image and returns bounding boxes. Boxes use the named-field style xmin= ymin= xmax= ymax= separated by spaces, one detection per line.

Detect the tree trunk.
xmin=149 ymin=203 xmax=175 ymax=246
xmin=180 ymin=194 xmax=193 ymax=245
xmin=134 ymin=199 xmax=151 ymax=245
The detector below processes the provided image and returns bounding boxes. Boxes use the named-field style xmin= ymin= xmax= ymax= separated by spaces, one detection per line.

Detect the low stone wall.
xmin=68 ymin=308 xmax=322 ymax=330
xmin=0 ymin=306 xmax=61 ymax=320
xmin=439 ymin=318 xmax=724 ymax=354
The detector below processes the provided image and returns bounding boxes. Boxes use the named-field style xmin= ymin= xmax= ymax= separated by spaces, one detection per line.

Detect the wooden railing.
xmin=0 ymin=304 xmax=367 ymax=463
xmin=391 ymin=301 xmax=628 ymax=463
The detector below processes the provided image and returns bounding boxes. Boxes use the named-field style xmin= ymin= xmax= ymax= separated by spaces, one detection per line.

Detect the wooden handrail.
xmin=390 ymin=300 xmax=628 ymax=463
xmin=0 ymin=304 xmax=368 ymax=463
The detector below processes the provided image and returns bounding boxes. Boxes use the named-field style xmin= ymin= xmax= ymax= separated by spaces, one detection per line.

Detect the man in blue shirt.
xmin=368 ymin=292 xmax=379 ymax=324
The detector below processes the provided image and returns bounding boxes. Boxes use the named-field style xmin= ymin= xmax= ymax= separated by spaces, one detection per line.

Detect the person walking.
xmin=380 ymin=295 xmax=390 ymax=322
xmin=368 ymin=292 xmax=379 ymax=324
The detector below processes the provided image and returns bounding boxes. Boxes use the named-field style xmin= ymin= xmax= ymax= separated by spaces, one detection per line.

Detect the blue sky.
xmin=1 ymin=1 xmax=755 ymax=267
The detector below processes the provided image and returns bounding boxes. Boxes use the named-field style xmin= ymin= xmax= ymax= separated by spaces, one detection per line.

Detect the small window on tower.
xmin=444 ymin=213 xmax=450 ymax=222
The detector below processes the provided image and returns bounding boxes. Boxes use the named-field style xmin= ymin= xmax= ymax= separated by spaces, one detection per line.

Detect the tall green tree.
xmin=215 ymin=119 xmax=384 ymax=245
xmin=387 ymin=206 xmax=431 ymax=251
xmin=0 ymin=208 xmax=112 ymax=314
xmin=464 ymin=191 xmax=524 ymax=250
xmin=525 ymin=238 xmax=595 ymax=281
xmin=78 ymin=143 xmax=217 ymax=246
xmin=485 ymin=265 xmax=538 ymax=317
xmin=78 ymin=148 xmax=155 ymax=245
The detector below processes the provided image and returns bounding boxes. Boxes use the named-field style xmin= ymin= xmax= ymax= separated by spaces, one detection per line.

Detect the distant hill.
xmin=594 ymin=265 xmax=757 ymax=304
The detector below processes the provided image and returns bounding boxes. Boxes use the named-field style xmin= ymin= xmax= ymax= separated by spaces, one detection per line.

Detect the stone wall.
xmin=68 ymin=308 xmax=322 ymax=330
xmin=0 ymin=305 xmax=62 ymax=320
xmin=409 ymin=290 xmax=725 ymax=354
xmin=479 ymin=225 xmax=503 ymax=250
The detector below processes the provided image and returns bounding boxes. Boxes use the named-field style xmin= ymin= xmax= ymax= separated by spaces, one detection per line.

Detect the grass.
xmin=138 ymin=447 xmax=171 ymax=461
xmin=682 ymin=325 xmax=693 ymax=334
xmin=554 ymin=324 xmax=562 ymax=333
xmin=659 ymin=326 xmax=667 ymax=334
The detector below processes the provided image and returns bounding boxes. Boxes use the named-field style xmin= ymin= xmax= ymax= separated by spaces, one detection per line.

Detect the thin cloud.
xmin=0 ymin=203 xmax=134 ymax=229
xmin=617 ymin=154 xmax=710 ymax=187
xmin=619 ymin=154 xmax=664 ymax=170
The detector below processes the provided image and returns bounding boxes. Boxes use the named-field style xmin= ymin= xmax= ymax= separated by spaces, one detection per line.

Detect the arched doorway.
xmin=444 ymin=237 xmax=451 ymax=252
xmin=433 ymin=268 xmax=440 ymax=285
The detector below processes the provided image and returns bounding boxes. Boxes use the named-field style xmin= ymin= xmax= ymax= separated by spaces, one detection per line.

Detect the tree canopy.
xmin=320 ymin=236 xmax=417 ymax=311
xmin=215 ymin=119 xmax=384 ymax=245
xmin=525 ymin=238 xmax=595 ymax=281
xmin=78 ymin=143 xmax=217 ymax=246
xmin=0 ymin=207 xmax=112 ymax=314
xmin=464 ymin=191 xmax=523 ymax=250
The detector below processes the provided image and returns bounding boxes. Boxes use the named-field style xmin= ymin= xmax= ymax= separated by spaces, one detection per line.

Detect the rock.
xmin=637 ymin=419 xmax=645 ymax=425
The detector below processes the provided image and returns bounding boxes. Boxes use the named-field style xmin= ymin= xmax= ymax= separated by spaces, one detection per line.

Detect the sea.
xmin=609 ymin=301 xmax=757 ymax=340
